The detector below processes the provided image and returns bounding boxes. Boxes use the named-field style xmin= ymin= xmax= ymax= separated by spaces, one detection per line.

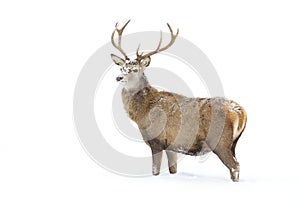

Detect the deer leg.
xmin=213 ymin=147 xmax=240 ymax=182
xmin=151 ymin=148 xmax=163 ymax=176
xmin=199 ymin=141 xmax=211 ymax=155
xmin=166 ymin=150 xmax=177 ymax=174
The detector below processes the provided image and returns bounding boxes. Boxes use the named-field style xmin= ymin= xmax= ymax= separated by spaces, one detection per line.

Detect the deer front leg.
xmin=166 ymin=150 xmax=177 ymax=174
xmin=151 ymin=148 xmax=163 ymax=176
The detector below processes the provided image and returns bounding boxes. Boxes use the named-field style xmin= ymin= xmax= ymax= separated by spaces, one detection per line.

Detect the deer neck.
xmin=123 ymin=73 xmax=150 ymax=94
xmin=121 ymin=75 xmax=158 ymax=123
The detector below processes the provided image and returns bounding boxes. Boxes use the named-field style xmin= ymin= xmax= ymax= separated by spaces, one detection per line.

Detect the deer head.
xmin=111 ymin=20 xmax=179 ymax=90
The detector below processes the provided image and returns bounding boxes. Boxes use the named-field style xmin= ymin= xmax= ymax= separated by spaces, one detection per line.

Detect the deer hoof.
xmin=230 ymin=167 xmax=240 ymax=182
xmin=152 ymin=166 xmax=160 ymax=176
xmin=169 ymin=166 xmax=177 ymax=174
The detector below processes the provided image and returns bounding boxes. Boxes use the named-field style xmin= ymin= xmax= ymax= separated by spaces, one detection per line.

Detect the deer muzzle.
xmin=116 ymin=76 xmax=123 ymax=82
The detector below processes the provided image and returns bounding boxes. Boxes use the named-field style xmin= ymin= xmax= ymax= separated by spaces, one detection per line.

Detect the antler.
xmin=136 ymin=23 xmax=179 ymax=60
xmin=111 ymin=20 xmax=131 ymax=60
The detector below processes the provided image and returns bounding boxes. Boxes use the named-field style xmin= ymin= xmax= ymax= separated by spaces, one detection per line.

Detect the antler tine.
xmin=136 ymin=44 xmax=144 ymax=59
xmin=111 ymin=20 xmax=131 ymax=60
xmin=137 ymin=23 xmax=179 ymax=60
xmin=155 ymin=31 xmax=163 ymax=51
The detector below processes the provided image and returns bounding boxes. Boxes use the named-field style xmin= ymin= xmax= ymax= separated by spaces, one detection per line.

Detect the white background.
xmin=1 ymin=0 xmax=300 ymax=204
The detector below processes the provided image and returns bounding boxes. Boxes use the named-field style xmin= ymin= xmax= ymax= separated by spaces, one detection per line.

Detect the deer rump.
xmin=123 ymin=86 xmax=247 ymax=157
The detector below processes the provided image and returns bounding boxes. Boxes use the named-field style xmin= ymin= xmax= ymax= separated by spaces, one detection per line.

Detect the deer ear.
xmin=140 ymin=57 xmax=151 ymax=67
xmin=111 ymin=54 xmax=125 ymax=66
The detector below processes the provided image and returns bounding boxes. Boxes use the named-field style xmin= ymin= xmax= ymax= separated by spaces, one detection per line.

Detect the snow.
xmin=113 ymin=154 xmax=299 ymax=205
xmin=90 ymin=153 xmax=299 ymax=205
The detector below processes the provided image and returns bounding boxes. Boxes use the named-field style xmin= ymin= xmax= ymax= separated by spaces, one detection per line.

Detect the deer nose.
xmin=116 ymin=76 xmax=123 ymax=82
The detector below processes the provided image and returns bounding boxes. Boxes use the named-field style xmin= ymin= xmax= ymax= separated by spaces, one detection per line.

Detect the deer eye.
xmin=120 ymin=67 xmax=128 ymax=74
xmin=133 ymin=69 xmax=138 ymax=72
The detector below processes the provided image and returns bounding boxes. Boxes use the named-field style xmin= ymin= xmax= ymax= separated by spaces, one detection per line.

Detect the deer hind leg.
xmin=166 ymin=150 xmax=177 ymax=174
xmin=213 ymin=145 xmax=240 ymax=182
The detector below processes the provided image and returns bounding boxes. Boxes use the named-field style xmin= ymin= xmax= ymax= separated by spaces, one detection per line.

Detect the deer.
xmin=110 ymin=20 xmax=247 ymax=182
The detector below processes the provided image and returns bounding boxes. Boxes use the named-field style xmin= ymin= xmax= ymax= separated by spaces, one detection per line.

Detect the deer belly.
xmin=168 ymin=141 xmax=211 ymax=156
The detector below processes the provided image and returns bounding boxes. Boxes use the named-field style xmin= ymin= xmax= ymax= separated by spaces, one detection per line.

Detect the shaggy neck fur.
xmin=123 ymin=73 xmax=149 ymax=94
xmin=121 ymin=73 xmax=158 ymax=124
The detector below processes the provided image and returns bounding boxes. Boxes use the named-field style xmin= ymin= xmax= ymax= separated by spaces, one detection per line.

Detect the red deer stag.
xmin=110 ymin=20 xmax=247 ymax=182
